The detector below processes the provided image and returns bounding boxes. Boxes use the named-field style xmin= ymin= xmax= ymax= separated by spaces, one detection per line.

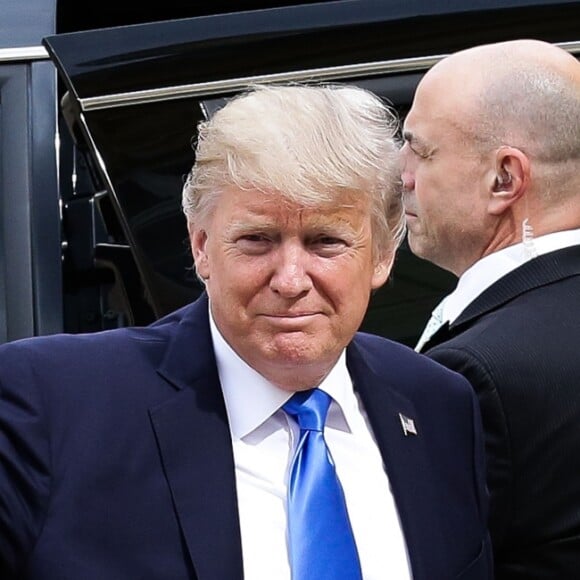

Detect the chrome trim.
xmin=0 ymin=46 xmax=49 ymax=63
xmin=76 ymin=111 xmax=116 ymax=196
xmin=80 ymin=53 xmax=445 ymax=111
xmin=74 ymin=39 xmax=580 ymax=112
xmin=561 ymin=40 xmax=580 ymax=54
xmin=74 ymin=110 xmax=151 ymax=293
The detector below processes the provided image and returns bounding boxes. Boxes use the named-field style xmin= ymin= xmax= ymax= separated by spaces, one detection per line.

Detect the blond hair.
xmin=182 ymin=84 xmax=404 ymax=261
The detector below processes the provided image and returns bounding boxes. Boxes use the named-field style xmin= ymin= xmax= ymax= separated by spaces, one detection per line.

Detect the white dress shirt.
xmin=440 ymin=229 xmax=580 ymax=325
xmin=209 ymin=309 xmax=412 ymax=580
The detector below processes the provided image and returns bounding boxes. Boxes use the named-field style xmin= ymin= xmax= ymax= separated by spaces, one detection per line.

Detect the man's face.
xmin=400 ymin=76 xmax=492 ymax=276
xmin=190 ymin=187 xmax=390 ymax=390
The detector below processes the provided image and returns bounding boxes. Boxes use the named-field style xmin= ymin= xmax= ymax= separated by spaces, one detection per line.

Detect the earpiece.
xmin=493 ymin=170 xmax=513 ymax=197
xmin=495 ymin=171 xmax=512 ymax=188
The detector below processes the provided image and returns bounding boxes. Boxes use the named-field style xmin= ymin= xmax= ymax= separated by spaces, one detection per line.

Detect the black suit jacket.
xmin=0 ymin=293 xmax=491 ymax=579
xmin=422 ymin=245 xmax=580 ymax=580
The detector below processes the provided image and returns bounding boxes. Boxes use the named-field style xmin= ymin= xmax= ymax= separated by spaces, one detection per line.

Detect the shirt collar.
xmin=208 ymin=305 xmax=353 ymax=440
xmin=442 ymin=228 xmax=580 ymax=324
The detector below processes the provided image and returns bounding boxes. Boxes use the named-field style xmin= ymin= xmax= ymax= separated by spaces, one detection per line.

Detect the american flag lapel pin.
xmin=399 ymin=413 xmax=418 ymax=436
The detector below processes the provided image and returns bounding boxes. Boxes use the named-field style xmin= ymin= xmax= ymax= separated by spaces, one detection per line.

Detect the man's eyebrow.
xmin=402 ymin=130 xmax=435 ymax=155
xmin=402 ymin=130 xmax=426 ymax=147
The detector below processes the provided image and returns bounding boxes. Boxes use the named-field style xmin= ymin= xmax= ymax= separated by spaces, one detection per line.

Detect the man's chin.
xmin=406 ymin=231 xmax=430 ymax=259
xmin=262 ymin=337 xmax=337 ymax=370
xmin=406 ymin=233 xmax=422 ymax=256
xmin=265 ymin=338 xmax=320 ymax=365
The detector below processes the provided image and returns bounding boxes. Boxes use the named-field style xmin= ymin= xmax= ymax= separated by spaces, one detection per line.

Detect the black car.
xmin=1 ymin=0 xmax=579 ymax=345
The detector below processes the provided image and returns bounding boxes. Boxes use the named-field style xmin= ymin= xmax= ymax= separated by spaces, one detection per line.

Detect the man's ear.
xmin=487 ymin=146 xmax=530 ymax=215
xmin=189 ymin=226 xmax=210 ymax=280
xmin=371 ymin=252 xmax=395 ymax=289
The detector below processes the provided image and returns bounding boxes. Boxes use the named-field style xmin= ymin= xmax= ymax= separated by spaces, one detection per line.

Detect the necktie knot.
xmin=415 ymin=297 xmax=448 ymax=352
xmin=283 ymin=388 xmax=330 ymax=432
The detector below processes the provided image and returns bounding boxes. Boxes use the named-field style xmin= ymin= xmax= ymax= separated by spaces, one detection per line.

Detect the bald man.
xmin=401 ymin=39 xmax=580 ymax=579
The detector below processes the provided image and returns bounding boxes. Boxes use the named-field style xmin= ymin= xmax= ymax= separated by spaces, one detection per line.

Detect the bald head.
xmin=433 ymin=38 xmax=579 ymax=79
xmin=417 ymin=39 xmax=580 ymax=194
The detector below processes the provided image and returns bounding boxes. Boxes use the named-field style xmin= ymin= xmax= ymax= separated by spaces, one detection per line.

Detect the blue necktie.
xmin=283 ymin=389 xmax=363 ymax=580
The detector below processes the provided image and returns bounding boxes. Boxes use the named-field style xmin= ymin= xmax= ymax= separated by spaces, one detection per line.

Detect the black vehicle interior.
xmin=52 ymin=1 xmax=580 ymax=345
xmin=58 ymin=61 xmax=456 ymax=346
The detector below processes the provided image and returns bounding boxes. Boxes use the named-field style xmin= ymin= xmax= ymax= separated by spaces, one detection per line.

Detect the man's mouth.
xmin=262 ymin=312 xmax=321 ymax=326
xmin=265 ymin=312 xmax=318 ymax=319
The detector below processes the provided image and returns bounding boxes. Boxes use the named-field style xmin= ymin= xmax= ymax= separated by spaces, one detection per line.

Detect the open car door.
xmin=42 ymin=0 xmax=580 ymax=344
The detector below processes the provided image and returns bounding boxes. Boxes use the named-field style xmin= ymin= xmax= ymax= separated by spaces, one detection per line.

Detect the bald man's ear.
xmin=487 ymin=146 xmax=530 ymax=215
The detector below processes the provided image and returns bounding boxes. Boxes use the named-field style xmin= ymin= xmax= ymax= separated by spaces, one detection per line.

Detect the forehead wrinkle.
xmin=218 ymin=194 xmax=282 ymax=225
xmin=221 ymin=202 xmax=368 ymax=241
xmin=215 ymin=186 xmax=369 ymax=233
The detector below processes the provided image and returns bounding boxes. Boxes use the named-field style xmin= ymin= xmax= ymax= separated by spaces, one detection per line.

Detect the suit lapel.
xmin=418 ymin=320 xmax=450 ymax=352
xmin=458 ymin=245 xmax=580 ymax=324
xmin=347 ymin=341 xmax=446 ymax=580
xmin=424 ymin=245 xmax=580 ymax=351
xmin=150 ymin=295 xmax=244 ymax=580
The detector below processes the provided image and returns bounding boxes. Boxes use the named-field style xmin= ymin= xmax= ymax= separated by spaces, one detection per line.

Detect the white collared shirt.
xmin=440 ymin=229 xmax=580 ymax=325
xmin=209 ymin=310 xmax=412 ymax=580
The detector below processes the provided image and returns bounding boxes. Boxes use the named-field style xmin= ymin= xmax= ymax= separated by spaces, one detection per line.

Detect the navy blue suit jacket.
xmin=0 ymin=294 xmax=492 ymax=579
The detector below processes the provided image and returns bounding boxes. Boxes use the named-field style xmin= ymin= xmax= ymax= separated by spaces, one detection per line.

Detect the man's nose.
xmin=400 ymin=170 xmax=415 ymax=192
xmin=269 ymin=243 xmax=313 ymax=297
xmin=398 ymin=148 xmax=415 ymax=192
